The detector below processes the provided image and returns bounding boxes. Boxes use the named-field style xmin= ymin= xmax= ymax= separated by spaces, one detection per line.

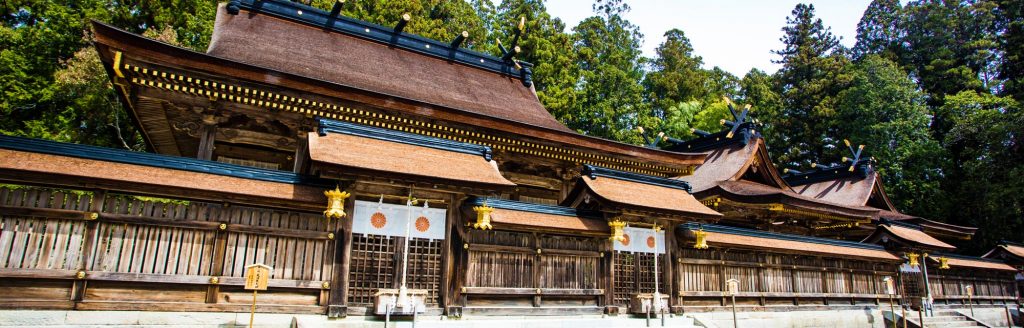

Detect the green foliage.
xmin=767 ymin=3 xmax=852 ymax=168
xmin=492 ymin=0 xmax=579 ymax=124
xmin=644 ymin=29 xmax=710 ymax=118
xmin=835 ymin=55 xmax=945 ymax=217
xmin=566 ymin=0 xmax=650 ymax=144
xmin=941 ymin=91 xmax=1023 ymax=252
xmin=852 ymin=0 xmax=904 ymax=61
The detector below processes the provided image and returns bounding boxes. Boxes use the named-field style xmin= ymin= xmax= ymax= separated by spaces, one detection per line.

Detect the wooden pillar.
xmin=757 ymin=253 xmax=766 ymax=306
xmin=327 ymin=191 xmax=355 ymax=318
xmin=292 ymin=132 xmax=308 ymax=174
xmin=719 ymin=249 xmax=727 ymax=307
xmin=207 ymin=204 xmax=231 ymax=304
xmin=821 ymin=257 xmax=829 ymax=305
xmin=532 ymin=232 xmax=542 ymax=307
xmin=790 ymin=258 xmax=799 ymax=306
xmin=197 ymin=116 xmax=217 ymax=160
xmin=663 ymin=219 xmax=676 ymax=310
xmin=72 ymin=189 xmax=106 ymax=303
xmin=604 ymin=239 xmax=615 ymax=310
xmin=438 ymin=193 xmax=458 ymax=313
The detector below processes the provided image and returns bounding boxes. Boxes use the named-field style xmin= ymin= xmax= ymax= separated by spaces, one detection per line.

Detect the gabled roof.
xmin=563 ymin=165 xmax=721 ymax=220
xmin=786 ymin=162 xmax=975 ymax=240
xmin=929 ymin=252 xmax=1017 ymax=271
xmin=983 ymin=241 xmax=1024 ymax=265
xmin=208 ymin=0 xmax=569 ymax=133
xmin=862 ymin=220 xmax=956 ymax=251
xmin=466 ymin=197 xmax=608 ymax=234
xmin=309 ymin=119 xmax=514 ymax=189
xmin=90 ymin=4 xmax=707 ymax=174
xmin=671 ymin=131 xmax=877 ymax=223
xmin=0 ymin=135 xmax=329 ymax=209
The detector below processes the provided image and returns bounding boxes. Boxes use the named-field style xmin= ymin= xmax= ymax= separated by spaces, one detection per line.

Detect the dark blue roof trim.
xmin=228 ymin=0 xmax=530 ymax=80
xmin=0 ymin=135 xmax=334 ymax=188
xmin=679 ymin=222 xmax=889 ymax=251
xmin=468 ymin=197 xmax=584 ymax=217
xmin=665 ymin=123 xmax=757 ymax=153
xmin=931 ymin=251 xmax=1010 ymax=263
xmin=879 ymin=218 xmax=925 ymax=231
xmin=782 ymin=161 xmax=873 ymax=186
xmin=582 ymin=165 xmax=691 ymax=192
xmin=317 ymin=118 xmax=493 ymax=161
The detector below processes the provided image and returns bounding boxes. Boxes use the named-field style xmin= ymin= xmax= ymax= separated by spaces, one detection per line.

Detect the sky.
xmin=543 ymin=0 xmax=874 ymax=77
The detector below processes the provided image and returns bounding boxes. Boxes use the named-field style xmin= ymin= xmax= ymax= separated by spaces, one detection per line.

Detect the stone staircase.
xmin=891 ymin=309 xmax=1013 ymax=328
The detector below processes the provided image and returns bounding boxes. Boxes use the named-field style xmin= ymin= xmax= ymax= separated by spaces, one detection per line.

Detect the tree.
xmin=491 ymin=0 xmax=579 ymax=126
xmin=1 ymin=0 xmax=214 ymax=149
xmin=996 ymin=0 xmax=1024 ymax=102
xmin=942 ymin=91 xmax=1023 ymax=252
xmin=316 ymin=0 xmax=489 ymax=50
xmin=852 ymin=0 xmax=904 ymax=61
xmin=835 ymin=55 xmax=946 ymax=218
xmin=567 ymin=0 xmax=650 ymax=144
xmin=900 ymin=0 xmax=999 ymax=139
xmin=768 ymin=3 xmax=851 ymax=168
xmin=643 ymin=29 xmax=710 ymax=119
xmin=739 ymin=69 xmax=783 ymax=145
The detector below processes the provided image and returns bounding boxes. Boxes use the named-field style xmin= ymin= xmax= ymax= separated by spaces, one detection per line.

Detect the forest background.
xmin=1 ymin=0 xmax=1021 ymax=253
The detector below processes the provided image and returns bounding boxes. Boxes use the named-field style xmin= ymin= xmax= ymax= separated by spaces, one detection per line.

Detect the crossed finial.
xmin=841 ymin=139 xmax=867 ymax=172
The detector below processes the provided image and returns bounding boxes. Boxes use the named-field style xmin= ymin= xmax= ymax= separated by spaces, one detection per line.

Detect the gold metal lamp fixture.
xmin=472 ymin=202 xmax=494 ymax=230
xmin=608 ymin=219 xmax=626 ymax=242
xmin=323 ymin=186 xmax=351 ymax=220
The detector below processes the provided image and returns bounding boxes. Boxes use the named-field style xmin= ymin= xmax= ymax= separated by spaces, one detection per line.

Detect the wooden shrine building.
xmin=0 ymin=0 xmax=1020 ymax=321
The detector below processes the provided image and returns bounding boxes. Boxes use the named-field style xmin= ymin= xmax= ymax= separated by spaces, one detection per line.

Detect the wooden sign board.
xmin=725 ymin=279 xmax=739 ymax=296
xmin=883 ymin=277 xmax=895 ymax=295
xmin=244 ymin=264 xmax=272 ymax=291
xmin=965 ymin=285 xmax=974 ymax=297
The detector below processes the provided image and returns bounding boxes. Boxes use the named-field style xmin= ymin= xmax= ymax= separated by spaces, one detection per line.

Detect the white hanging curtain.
xmin=352 ymin=200 xmax=447 ymax=240
xmin=612 ymin=226 xmax=665 ymax=254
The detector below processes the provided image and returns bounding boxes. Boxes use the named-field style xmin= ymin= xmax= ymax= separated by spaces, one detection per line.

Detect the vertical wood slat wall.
xmin=927 ymin=268 xmax=1017 ymax=303
xmin=675 ymin=248 xmax=899 ymax=306
xmin=461 ymin=230 xmax=603 ymax=307
xmin=0 ymin=184 xmax=333 ymax=312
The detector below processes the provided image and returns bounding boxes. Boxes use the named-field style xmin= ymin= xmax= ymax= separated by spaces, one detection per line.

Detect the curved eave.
xmin=697 ymin=183 xmax=878 ymax=222
xmin=89 ymin=21 xmax=706 ymax=170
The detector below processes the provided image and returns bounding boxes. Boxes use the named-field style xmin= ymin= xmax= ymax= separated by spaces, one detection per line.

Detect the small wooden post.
xmin=884 ymin=277 xmax=896 ymax=328
xmin=966 ymin=285 xmax=975 ymax=317
xmin=244 ymin=264 xmax=271 ymax=328
xmin=727 ymin=279 xmax=739 ymax=328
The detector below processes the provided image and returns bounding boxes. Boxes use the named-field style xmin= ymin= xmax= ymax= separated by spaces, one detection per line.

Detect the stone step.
xmin=923 ymin=315 xmax=969 ymax=321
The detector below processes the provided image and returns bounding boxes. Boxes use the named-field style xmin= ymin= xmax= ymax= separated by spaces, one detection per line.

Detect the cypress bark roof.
xmin=207 ymin=4 xmax=571 ymax=134
xmin=678 ymin=223 xmax=899 ymax=261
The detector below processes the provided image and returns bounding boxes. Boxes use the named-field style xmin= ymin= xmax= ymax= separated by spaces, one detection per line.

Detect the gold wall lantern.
xmin=472 ymin=203 xmax=494 ymax=230
xmin=323 ymin=186 xmax=351 ymax=220
xmin=693 ymin=228 xmax=709 ymax=249
xmin=608 ymin=219 xmax=626 ymax=242
xmin=906 ymin=252 xmax=920 ymax=267
xmin=938 ymin=256 xmax=950 ymax=270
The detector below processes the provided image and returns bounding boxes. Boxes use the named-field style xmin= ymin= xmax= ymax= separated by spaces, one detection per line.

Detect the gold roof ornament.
xmin=608 ymin=219 xmax=626 ymax=242
xmin=323 ymin=185 xmax=351 ymax=220
xmin=906 ymin=252 xmax=920 ymax=267
xmin=693 ymin=228 xmax=709 ymax=249
xmin=938 ymin=256 xmax=950 ymax=270
xmin=472 ymin=202 xmax=494 ymax=230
